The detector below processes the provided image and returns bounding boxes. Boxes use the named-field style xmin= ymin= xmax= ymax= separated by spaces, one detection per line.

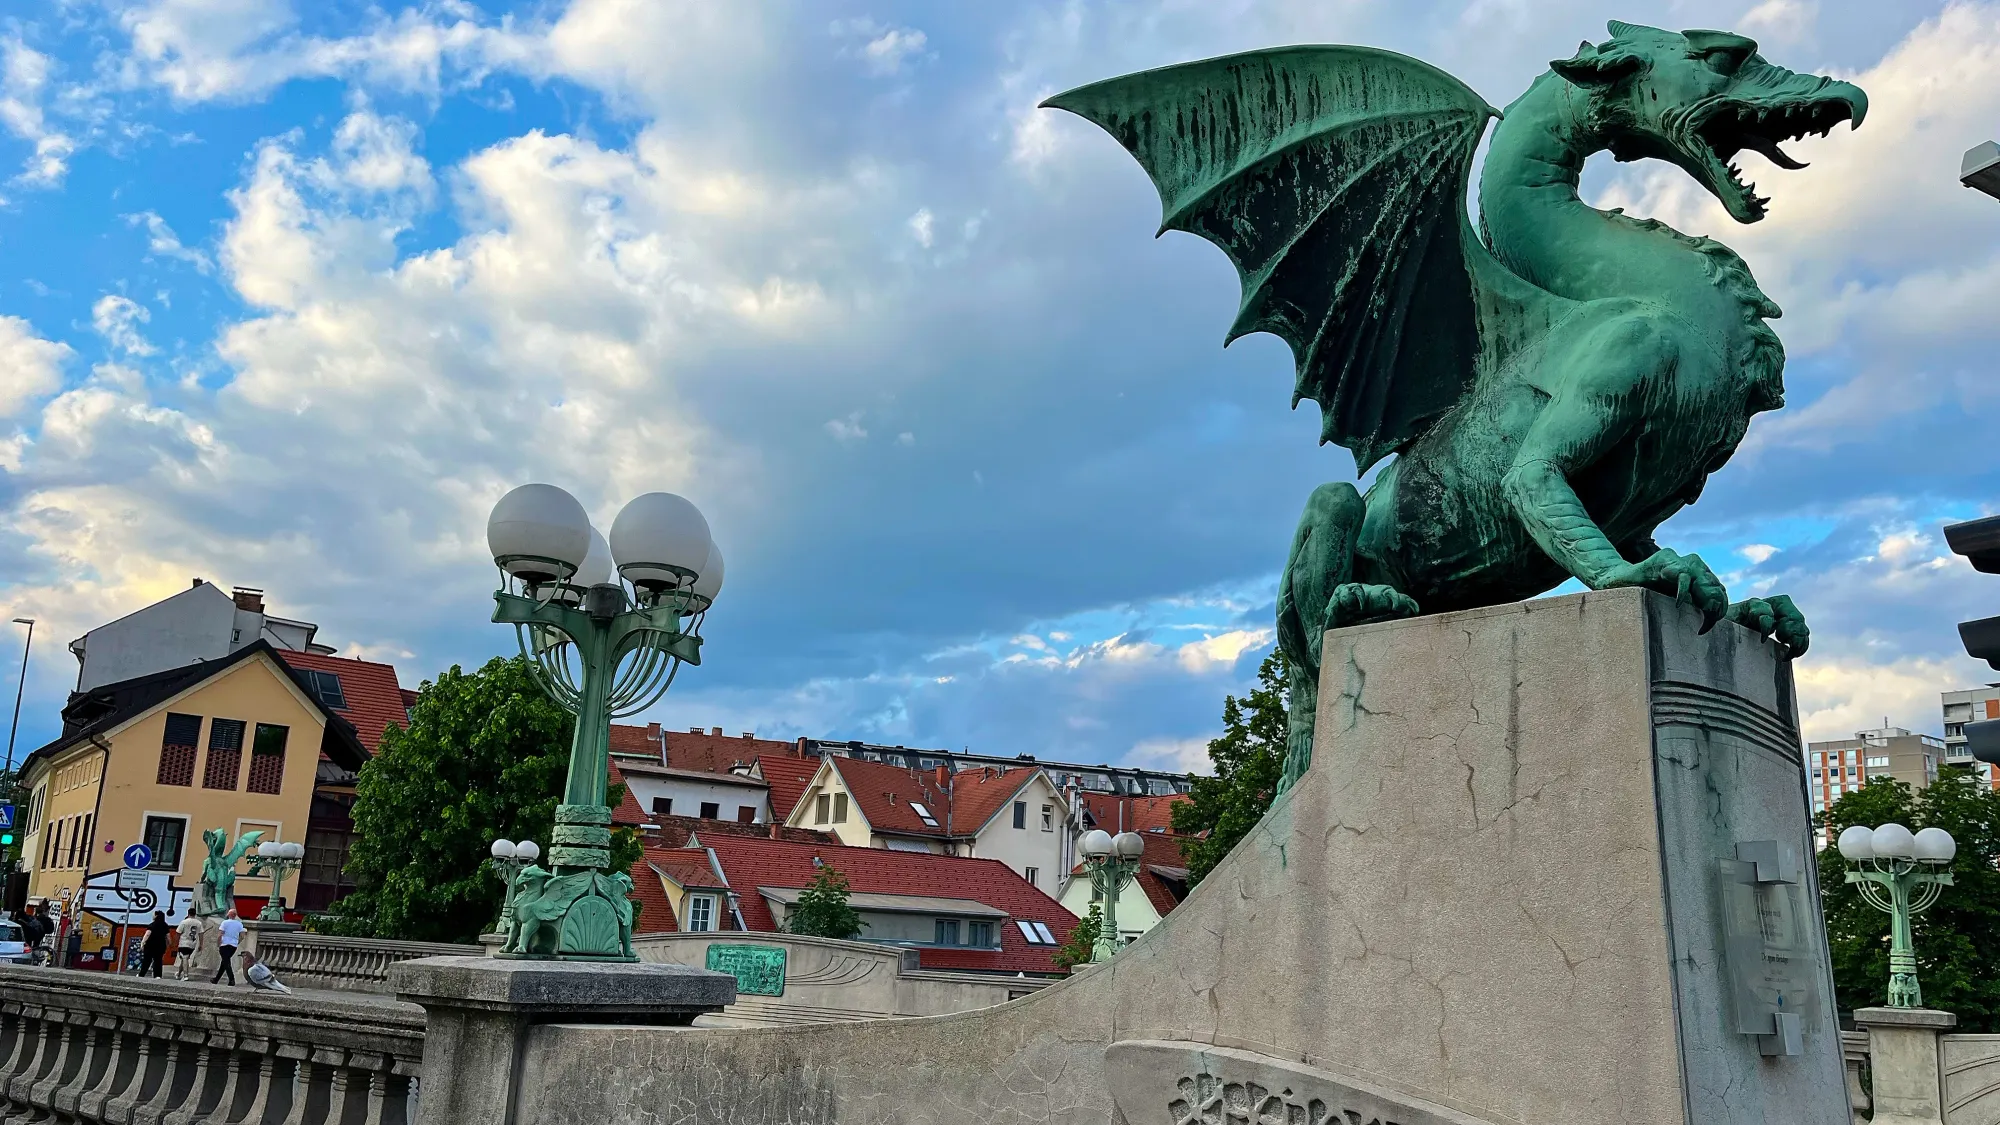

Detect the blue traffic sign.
xmin=0 ymin=805 xmax=12 ymax=830
xmin=122 ymin=843 xmax=152 ymax=870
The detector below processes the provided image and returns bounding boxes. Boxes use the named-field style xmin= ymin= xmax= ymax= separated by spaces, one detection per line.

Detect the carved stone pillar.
xmin=1856 ymin=1007 xmax=1956 ymax=1125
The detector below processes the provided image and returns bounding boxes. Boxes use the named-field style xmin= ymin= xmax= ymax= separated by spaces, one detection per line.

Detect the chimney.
xmin=191 ymin=577 xmax=203 ymax=589
xmin=795 ymin=737 xmax=808 ymax=758
xmin=711 ymin=726 xmax=723 ymax=736
xmin=768 ymin=822 xmax=781 ymax=840
xmin=933 ymin=764 xmax=949 ymax=787
xmin=740 ymin=731 xmax=754 ymax=739
xmin=231 ymin=587 xmax=266 ymax=613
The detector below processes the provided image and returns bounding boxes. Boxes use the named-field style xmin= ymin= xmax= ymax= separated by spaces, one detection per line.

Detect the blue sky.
xmin=0 ymin=0 xmax=1996 ymax=771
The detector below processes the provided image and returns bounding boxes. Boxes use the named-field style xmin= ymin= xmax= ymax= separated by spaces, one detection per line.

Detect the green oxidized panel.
xmin=706 ymin=943 xmax=787 ymax=997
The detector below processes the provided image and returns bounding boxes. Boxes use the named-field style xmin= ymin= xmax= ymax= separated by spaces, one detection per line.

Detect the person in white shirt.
xmin=241 ymin=951 xmax=291 ymax=994
xmin=173 ymin=914 xmax=204 ymax=980
xmin=211 ymin=910 xmax=244 ymax=986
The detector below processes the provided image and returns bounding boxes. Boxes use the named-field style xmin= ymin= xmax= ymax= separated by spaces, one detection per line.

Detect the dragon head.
xmin=1553 ymin=20 xmax=1867 ymax=223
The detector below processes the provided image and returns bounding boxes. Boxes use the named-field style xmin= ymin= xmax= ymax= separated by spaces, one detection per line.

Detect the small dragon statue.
xmin=194 ymin=827 xmax=265 ymax=918
xmin=1047 ymin=22 xmax=1865 ymax=786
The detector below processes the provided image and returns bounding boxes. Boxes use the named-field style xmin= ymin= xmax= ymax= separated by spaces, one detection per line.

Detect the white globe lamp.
xmin=256 ymin=841 xmax=277 ymax=859
xmin=1837 ymin=825 xmax=1875 ymax=862
xmin=516 ymin=840 xmax=541 ymax=863
xmin=491 ymin=839 xmax=517 ymax=860
xmin=609 ymin=492 xmax=713 ymax=594
xmin=488 ymin=484 xmax=591 ymax=584
xmin=284 ymin=841 xmax=304 ymax=860
xmin=1112 ymin=831 xmax=1145 ymax=860
xmin=1079 ymin=829 xmax=1113 ymax=859
xmin=1872 ymin=823 xmax=1918 ymax=861
xmin=1914 ymin=827 xmax=1957 ymax=865
xmin=689 ymin=541 xmax=725 ymax=608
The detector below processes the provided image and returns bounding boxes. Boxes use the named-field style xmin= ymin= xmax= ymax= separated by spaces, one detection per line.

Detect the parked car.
xmin=0 ymin=920 xmax=30 ymax=965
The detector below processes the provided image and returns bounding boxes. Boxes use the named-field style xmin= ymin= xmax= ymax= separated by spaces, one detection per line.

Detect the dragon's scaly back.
xmin=1044 ymin=46 xmax=1499 ymax=471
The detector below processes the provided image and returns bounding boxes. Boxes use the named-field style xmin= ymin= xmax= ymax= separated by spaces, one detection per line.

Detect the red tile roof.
xmin=662 ymin=727 xmax=801 ymax=773
xmin=826 ymin=756 xmax=1040 ymax=840
xmin=751 ymin=754 xmax=821 ymax=823
xmin=689 ymin=834 xmax=1077 ymax=974
xmin=632 ymin=860 xmax=680 ymax=934
xmin=276 ymin=650 xmax=408 ymax=754
xmin=607 ymin=757 xmax=649 ymax=827
xmin=1081 ymin=792 xmax=1189 ymax=836
xmin=609 ymin=722 xmax=662 ymax=757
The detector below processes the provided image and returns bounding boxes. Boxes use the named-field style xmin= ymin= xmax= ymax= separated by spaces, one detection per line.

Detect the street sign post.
xmin=117 ymin=843 xmax=153 ymax=974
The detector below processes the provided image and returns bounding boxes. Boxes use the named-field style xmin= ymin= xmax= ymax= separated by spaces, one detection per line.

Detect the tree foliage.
xmin=787 ymin=863 xmax=865 ymax=940
xmin=1053 ymin=902 xmax=1102 ymax=972
xmin=319 ymin=655 xmax=637 ymax=943
xmin=1819 ymin=768 xmax=2000 ymax=1030
xmin=1170 ymin=650 xmax=1289 ymax=886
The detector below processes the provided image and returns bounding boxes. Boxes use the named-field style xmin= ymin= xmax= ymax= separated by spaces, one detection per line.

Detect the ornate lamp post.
xmin=1078 ymin=829 xmax=1145 ymax=962
xmin=485 ymin=484 xmax=723 ymax=960
xmin=1839 ymin=822 xmax=1957 ymax=1008
xmin=250 ymin=840 xmax=305 ymax=921
xmin=489 ymin=838 xmax=540 ymax=942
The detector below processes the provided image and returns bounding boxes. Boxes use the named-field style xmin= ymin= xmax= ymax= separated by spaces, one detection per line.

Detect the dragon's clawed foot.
xmin=1725 ymin=594 xmax=1810 ymax=658
xmin=1323 ymin=583 xmax=1420 ymax=631
xmin=1599 ymin=548 xmax=1729 ymax=632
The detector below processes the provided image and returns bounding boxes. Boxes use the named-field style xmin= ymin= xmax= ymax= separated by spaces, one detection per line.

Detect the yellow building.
xmin=15 ymin=640 xmax=367 ymax=959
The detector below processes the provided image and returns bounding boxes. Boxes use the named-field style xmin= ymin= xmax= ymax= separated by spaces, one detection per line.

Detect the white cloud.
xmin=92 ymin=296 xmax=157 ymax=356
xmin=1797 ymin=655 xmax=1969 ymax=744
xmin=1739 ymin=543 xmax=1780 ymax=565
xmin=825 ymin=411 xmax=868 ymax=442
xmin=907 ymin=207 xmax=935 ymax=248
xmin=862 ymin=27 xmax=928 ymax=75
xmin=0 ymin=316 xmax=70 ymax=417
xmin=0 ymin=37 xmax=77 ymax=188
xmin=1127 ymin=735 xmax=1210 ymax=774
xmin=1176 ymin=628 xmax=1273 ymax=674
xmin=123 ymin=211 xmax=214 ymax=272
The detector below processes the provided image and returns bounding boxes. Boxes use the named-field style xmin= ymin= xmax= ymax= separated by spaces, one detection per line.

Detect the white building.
xmin=69 ymin=581 xmax=331 ymax=692
xmin=614 ymin=760 xmax=771 ymax=824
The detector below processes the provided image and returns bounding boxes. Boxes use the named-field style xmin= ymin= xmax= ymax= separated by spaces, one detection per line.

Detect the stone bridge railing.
xmin=0 ymin=964 xmax=424 ymax=1125
xmin=256 ymin=933 xmax=481 ymax=994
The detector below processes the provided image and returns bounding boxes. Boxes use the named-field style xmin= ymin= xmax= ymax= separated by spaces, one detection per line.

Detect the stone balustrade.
xmin=0 ymin=964 xmax=424 ymax=1125
xmin=255 ymin=933 xmax=481 ymax=994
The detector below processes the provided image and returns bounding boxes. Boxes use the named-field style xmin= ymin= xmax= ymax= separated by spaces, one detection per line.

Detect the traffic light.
xmin=1945 ymin=514 xmax=2000 ymax=763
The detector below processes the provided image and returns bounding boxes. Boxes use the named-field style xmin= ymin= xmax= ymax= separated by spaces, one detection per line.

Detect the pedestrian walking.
xmin=211 ymin=910 xmax=244 ymax=986
xmin=138 ymin=911 xmax=169 ymax=978
xmin=173 ymin=912 xmax=203 ymax=980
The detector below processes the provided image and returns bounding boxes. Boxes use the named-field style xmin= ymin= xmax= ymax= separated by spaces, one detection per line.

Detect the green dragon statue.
xmin=1047 ymin=22 xmax=1865 ymax=789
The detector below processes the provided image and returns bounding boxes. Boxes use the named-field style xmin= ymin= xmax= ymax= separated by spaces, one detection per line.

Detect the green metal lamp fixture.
xmin=1078 ymin=828 xmax=1145 ymax=963
xmin=486 ymin=483 xmax=724 ymax=960
xmin=1839 ymin=822 xmax=1956 ymax=1009
xmin=249 ymin=840 xmax=305 ymax=922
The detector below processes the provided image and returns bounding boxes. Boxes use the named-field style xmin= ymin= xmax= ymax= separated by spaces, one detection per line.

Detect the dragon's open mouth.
xmin=1680 ymin=89 xmax=1864 ymax=221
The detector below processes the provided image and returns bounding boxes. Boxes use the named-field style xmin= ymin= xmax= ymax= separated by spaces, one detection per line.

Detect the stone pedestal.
xmin=390 ymin=956 xmax=734 ymax=1125
xmin=1857 ymin=1007 xmax=1956 ymax=1125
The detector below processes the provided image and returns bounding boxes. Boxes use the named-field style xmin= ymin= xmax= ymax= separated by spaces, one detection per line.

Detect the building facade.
xmin=1941 ymin=685 xmax=2000 ymax=788
xmin=67 ymin=581 xmax=333 ymax=692
xmin=12 ymin=642 xmax=370 ymax=964
xmin=1807 ymin=727 xmax=1948 ymax=834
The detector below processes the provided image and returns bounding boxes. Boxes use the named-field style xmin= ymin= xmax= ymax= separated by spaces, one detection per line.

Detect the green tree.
xmin=319 ymin=655 xmax=638 ymax=943
xmin=1170 ymin=650 xmax=1288 ymax=886
xmin=786 ymin=863 xmax=864 ymax=940
xmin=1053 ymin=902 xmax=1102 ymax=972
xmin=1819 ymin=767 xmax=2000 ymax=1030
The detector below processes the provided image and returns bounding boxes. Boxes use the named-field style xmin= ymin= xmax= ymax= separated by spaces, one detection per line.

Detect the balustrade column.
xmin=275 ymin=1049 xmax=337 ymax=1125
xmin=77 ymin=1021 xmax=146 ymax=1123
xmin=51 ymin=1014 xmax=118 ymax=1120
xmin=23 ymin=1011 xmax=90 ymax=1118
xmin=0 ymin=1009 xmax=45 ymax=1114
xmin=130 ymin=1031 xmax=203 ymax=1125
xmin=1 ymin=1013 xmax=60 ymax=1124
xmin=102 ymin=1027 xmax=171 ymax=1125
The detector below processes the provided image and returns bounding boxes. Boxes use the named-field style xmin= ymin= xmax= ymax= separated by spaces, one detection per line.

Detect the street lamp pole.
xmin=486 ymin=485 xmax=723 ymax=961
xmin=250 ymin=841 xmax=306 ymax=921
xmin=1078 ymin=829 xmax=1145 ymax=962
xmin=5 ymin=618 xmax=34 ymax=775
xmin=1839 ymin=823 xmax=1957 ymax=1008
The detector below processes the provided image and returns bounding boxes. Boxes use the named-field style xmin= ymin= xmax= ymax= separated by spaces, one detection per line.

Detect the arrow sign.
xmin=122 ymin=843 xmax=152 ymax=870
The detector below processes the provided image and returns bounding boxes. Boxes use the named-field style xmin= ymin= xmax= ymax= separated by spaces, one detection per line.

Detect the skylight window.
xmin=1015 ymin=920 xmax=1057 ymax=945
xmin=911 ymin=802 xmax=939 ymax=827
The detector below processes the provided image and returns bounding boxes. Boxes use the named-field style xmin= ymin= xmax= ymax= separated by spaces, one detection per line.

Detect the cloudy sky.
xmin=0 ymin=0 xmax=1994 ymax=772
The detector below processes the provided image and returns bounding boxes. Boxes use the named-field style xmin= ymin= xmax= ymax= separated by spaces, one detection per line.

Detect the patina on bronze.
xmin=1046 ymin=22 xmax=1865 ymax=787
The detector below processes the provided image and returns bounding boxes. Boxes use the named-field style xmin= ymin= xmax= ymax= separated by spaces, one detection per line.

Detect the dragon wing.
xmin=1045 ymin=46 xmax=1499 ymax=471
